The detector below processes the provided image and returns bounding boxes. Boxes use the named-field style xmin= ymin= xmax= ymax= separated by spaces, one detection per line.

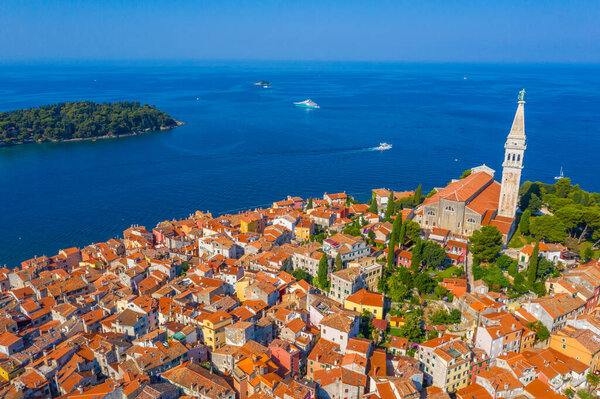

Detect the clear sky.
xmin=1 ymin=0 xmax=598 ymax=63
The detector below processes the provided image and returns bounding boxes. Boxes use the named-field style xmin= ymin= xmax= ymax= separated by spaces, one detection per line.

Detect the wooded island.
xmin=0 ymin=101 xmax=180 ymax=145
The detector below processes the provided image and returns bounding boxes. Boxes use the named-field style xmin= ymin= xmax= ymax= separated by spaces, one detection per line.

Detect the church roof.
xmin=466 ymin=181 xmax=501 ymax=216
xmin=423 ymin=171 xmax=494 ymax=205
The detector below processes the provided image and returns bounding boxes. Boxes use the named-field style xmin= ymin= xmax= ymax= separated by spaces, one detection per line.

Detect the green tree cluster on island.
xmin=0 ymin=101 xmax=177 ymax=143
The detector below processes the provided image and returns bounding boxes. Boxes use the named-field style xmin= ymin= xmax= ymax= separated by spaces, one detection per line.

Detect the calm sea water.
xmin=1 ymin=62 xmax=599 ymax=267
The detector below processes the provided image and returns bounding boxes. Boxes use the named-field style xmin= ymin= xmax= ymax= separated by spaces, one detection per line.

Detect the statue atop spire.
xmin=518 ymin=88 xmax=526 ymax=102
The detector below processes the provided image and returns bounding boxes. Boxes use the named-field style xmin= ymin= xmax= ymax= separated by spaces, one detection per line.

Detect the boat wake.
xmin=370 ymin=142 xmax=392 ymax=151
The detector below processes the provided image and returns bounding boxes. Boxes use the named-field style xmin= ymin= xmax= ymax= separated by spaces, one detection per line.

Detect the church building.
xmin=414 ymin=93 xmax=527 ymax=242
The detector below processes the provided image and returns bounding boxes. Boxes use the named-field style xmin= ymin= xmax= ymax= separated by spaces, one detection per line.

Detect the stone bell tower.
xmin=498 ymin=90 xmax=527 ymax=218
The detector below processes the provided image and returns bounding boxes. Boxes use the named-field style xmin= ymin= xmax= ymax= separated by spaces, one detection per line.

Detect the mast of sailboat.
xmin=554 ymin=167 xmax=565 ymax=180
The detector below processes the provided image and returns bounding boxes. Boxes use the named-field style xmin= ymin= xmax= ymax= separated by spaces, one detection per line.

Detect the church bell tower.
xmin=498 ymin=90 xmax=527 ymax=218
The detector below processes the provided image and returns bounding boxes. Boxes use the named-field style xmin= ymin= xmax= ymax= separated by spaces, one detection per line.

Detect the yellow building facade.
xmin=550 ymin=328 xmax=600 ymax=371
xmin=203 ymin=311 xmax=232 ymax=350
xmin=343 ymin=289 xmax=385 ymax=319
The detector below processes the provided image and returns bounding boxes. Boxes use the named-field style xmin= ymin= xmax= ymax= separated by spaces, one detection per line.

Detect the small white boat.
xmin=555 ymin=167 xmax=567 ymax=180
xmin=294 ymin=99 xmax=320 ymax=109
xmin=253 ymin=80 xmax=272 ymax=87
xmin=375 ymin=142 xmax=392 ymax=151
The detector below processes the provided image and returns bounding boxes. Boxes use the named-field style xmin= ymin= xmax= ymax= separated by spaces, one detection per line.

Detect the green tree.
xmin=579 ymin=207 xmax=600 ymax=243
xmin=386 ymin=245 xmax=396 ymax=270
xmin=421 ymin=241 xmax=446 ymax=269
xmin=460 ymin=169 xmax=472 ymax=179
xmin=410 ymin=239 xmax=422 ymax=272
xmin=527 ymin=321 xmax=550 ymax=343
xmin=306 ymin=197 xmax=313 ymax=210
xmin=482 ymin=265 xmax=510 ymax=290
xmin=528 ymin=243 xmax=539 ymax=284
xmin=414 ymin=273 xmax=435 ymax=294
xmin=508 ymin=261 xmax=518 ymax=277
xmin=536 ymin=257 xmax=554 ymax=279
xmin=449 ymin=309 xmax=462 ymax=323
xmin=397 ymin=222 xmax=406 ymax=246
xmin=397 ymin=313 xmax=425 ymax=342
xmin=555 ymin=177 xmax=572 ymax=198
xmin=413 ymin=184 xmax=422 ymax=206
xmin=317 ymin=254 xmax=329 ymax=290
xmin=386 ymin=273 xmax=411 ymax=301
xmin=469 ymin=225 xmax=503 ymax=264
xmin=519 ymin=209 xmax=531 ymax=235
xmin=385 ymin=191 xmax=395 ymax=219
xmin=530 ymin=215 xmax=567 ymax=242
xmin=582 ymin=247 xmax=594 ymax=261
xmin=290 ymin=268 xmax=313 ymax=284
xmin=404 ymin=220 xmax=422 ymax=243
xmin=555 ymin=205 xmax=583 ymax=237
xmin=368 ymin=196 xmax=378 ymax=214
xmin=335 ymin=253 xmax=343 ymax=272
xmin=433 ymin=285 xmax=448 ymax=299
xmin=359 ymin=311 xmax=374 ymax=338
xmin=495 ymin=254 xmax=513 ymax=270
xmin=527 ymin=193 xmax=542 ymax=214
xmin=587 ymin=372 xmax=600 ymax=397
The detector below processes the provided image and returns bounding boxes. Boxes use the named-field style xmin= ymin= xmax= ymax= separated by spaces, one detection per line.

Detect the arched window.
xmin=512 ymin=153 xmax=516 ymax=161
xmin=467 ymin=217 xmax=476 ymax=224
xmin=427 ymin=210 xmax=435 ymax=216
xmin=507 ymin=153 xmax=510 ymax=161
xmin=517 ymin=154 xmax=521 ymax=162
xmin=445 ymin=205 xmax=455 ymax=212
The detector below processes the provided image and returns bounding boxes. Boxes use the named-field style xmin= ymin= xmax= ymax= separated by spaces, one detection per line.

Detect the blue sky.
xmin=1 ymin=0 xmax=598 ymax=63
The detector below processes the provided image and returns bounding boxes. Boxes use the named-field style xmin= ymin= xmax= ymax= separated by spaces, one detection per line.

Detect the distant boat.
xmin=555 ymin=167 xmax=567 ymax=180
xmin=253 ymin=80 xmax=272 ymax=88
xmin=294 ymin=99 xmax=320 ymax=109
xmin=374 ymin=142 xmax=392 ymax=151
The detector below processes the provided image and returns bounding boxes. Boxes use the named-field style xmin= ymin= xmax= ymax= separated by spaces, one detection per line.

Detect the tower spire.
xmin=498 ymin=91 xmax=527 ymax=219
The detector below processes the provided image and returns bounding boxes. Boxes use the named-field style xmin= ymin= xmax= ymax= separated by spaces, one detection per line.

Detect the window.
xmin=507 ymin=153 xmax=510 ymax=161
xmin=445 ymin=205 xmax=455 ymax=212
xmin=427 ymin=210 xmax=435 ymax=216
xmin=517 ymin=154 xmax=521 ymax=161
xmin=467 ymin=217 xmax=476 ymax=224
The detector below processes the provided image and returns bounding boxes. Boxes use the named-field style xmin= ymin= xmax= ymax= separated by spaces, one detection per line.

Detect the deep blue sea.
xmin=1 ymin=62 xmax=599 ymax=267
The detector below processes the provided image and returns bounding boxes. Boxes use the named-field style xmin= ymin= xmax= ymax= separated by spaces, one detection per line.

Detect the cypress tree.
xmin=335 ymin=253 xmax=343 ymax=271
xmin=519 ymin=209 xmax=531 ymax=235
xmin=413 ymin=184 xmax=422 ymax=206
xmin=306 ymin=197 xmax=313 ymax=210
xmin=317 ymin=253 xmax=329 ymax=290
xmin=368 ymin=194 xmax=378 ymax=214
xmin=528 ymin=242 xmax=539 ymax=285
xmin=385 ymin=191 xmax=395 ymax=219
xmin=387 ymin=244 xmax=396 ymax=270
xmin=397 ymin=223 xmax=406 ymax=247
xmin=391 ymin=214 xmax=403 ymax=245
